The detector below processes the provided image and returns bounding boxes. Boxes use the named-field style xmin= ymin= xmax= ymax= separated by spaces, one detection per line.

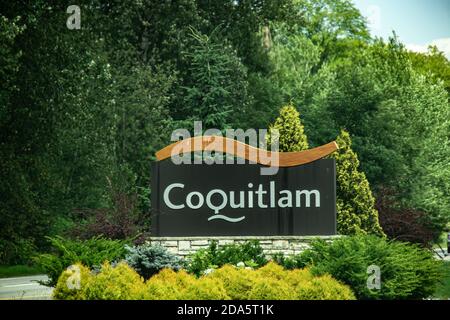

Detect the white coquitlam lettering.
xmin=162 ymin=182 xmax=321 ymax=223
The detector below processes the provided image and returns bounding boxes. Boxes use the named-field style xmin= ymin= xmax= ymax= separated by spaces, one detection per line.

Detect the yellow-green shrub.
xmin=54 ymin=262 xmax=355 ymax=300
xmin=83 ymin=262 xmax=146 ymax=300
xmin=294 ymin=274 xmax=355 ymax=300
xmin=247 ymin=277 xmax=294 ymax=300
xmin=181 ymin=277 xmax=230 ymax=300
xmin=256 ymin=261 xmax=287 ymax=280
xmin=53 ymin=263 xmax=92 ymax=300
xmin=144 ymin=268 xmax=230 ymax=300
xmin=209 ymin=265 xmax=257 ymax=300
xmin=144 ymin=269 xmax=195 ymax=300
xmin=284 ymin=268 xmax=314 ymax=287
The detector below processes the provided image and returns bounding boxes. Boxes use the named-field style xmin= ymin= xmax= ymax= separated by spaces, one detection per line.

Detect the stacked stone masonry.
xmin=147 ymin=236 xmax=339 ymax=258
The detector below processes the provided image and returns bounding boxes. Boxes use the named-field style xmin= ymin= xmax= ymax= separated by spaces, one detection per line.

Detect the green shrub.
xmin=275 ymin=235 xmax=443 ymax=299
xmin=272 ymin=252 xmax=310 ymax=270
xmin=124 ymin=244 xmax=184 ymax=280
xmin=253 ymin=262 xmax=355 ymax=300
xmin=332 ymin=130 xmax=384 ymax=236
xmin=266 ymin=103 xmax=309 ymax=152
xmin=209 ymin=265 xmax=259 ymax=300
xmin=84 ymin=262 xmax=146 ymax=300
xmin=144 ymin=268 xmax=232 ymax=300
xmin=34 ymin=236 xmax=128 ymax=286
xmin=182 ymin=276 xmax=230 ymax=300
xmin=53 ymin=262 xmax=145 ymax=300
xmin=53 ymin=263 xmax=93 ymax=300
xmin=0 ymin=238 xmax=38 ymax=265
xmin=150 ymin=262 xmax=354 ymax=300
xmin=186 ymin=240 xmax=267 ymax=276
xmin=144 ymin=268 xmax=196 ymax=300
xmin=248 ymin=277 xmax=294 ymax=300
xmin=53 ymin=262 xmax=354 ymax=300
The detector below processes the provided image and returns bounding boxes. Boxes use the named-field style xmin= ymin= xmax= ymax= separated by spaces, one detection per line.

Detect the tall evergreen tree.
xmin=333 ymin=130 xmax=384 ymax=236
xmin=183 ymin=28 xmax=250 ymax=129
xmin=266 ymin=104 xmax=309 ymax=152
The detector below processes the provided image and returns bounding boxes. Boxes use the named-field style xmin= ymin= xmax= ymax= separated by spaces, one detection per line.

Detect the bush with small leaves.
xmin=182 ymin=277 xmax=230 ymax=300
xmin=34 ymin=236 xmax=128 ymax=287
xmin=209 ymin=265 xmax=258 ymax=300
xmin=144 ymin=269 xmax=195 ymax=300
xmin=274 ymin=235 xmax=443 ymax=300
xmin=186 ymin=240 xmax=267 ymax=276
xmin=53 ymin=261 xmax=355 ymax=300
xmin=83 ymin=262 xmax=146 ymax=300
xmin=53 ymin=263 xmax=92 ymax=300
xmin=247 ymin=277 xmax=294 ymax=300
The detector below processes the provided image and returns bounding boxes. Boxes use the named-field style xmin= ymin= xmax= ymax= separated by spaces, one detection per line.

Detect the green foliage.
xmin=144 ymin=268 xmax=197 ymax=300
xmin=155 ymin=262 xmax=354 ymax=300
xmin=53 ymin=262 xmax=146 ymax=300
xmin=183 ymin=27 xmax=251 ymax=129
xmin=0 ymin=13 xmax=51 ymax=264
xmin=277 ymin=235 xmax=443 ymax=300
xmin=293 ymin=0 xmax=370 ymax=61
xmin=124 ymin=244 xmax=184 ymax=280
xmin=186 ymin=240 xmax=267 ymax=277
xmin=333 ymin=130 xmax=384 ymax=236
xmin=266 ymin=104 xmax=309 ymax=152
xmin=0 ymin=238 xmax=37 ymax=266
xmin=320 ymin=37 xmax=450 ymax=237
xmin=2 ymin=0 xmax=450 ymax=264
xmin=83 ymin=262 xmax=146 ymax=300
xmin=409 ymin=46 xmax=450 ymax=95
xmin=0 ymin=2 xmax=177 ymax=263
xmin=34 ymin=236 xmax=127 ymax=287
xmin=53 ymin=263 xmax=93 ymax=300
xmin=183 ymin=276 xmax=231 ymax=300
xmin=239 ymin=19 xmax=335 ymax=132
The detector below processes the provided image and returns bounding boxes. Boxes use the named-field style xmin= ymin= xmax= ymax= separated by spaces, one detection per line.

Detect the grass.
xmin=0 ymin=265 xmax=44 ymax=278
xmin=434 ymin=261 xmax=450 ymax=300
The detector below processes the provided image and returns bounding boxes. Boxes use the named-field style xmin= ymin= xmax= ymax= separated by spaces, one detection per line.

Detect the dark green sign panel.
xmin=151 ymin=159 xmax=336 ymax=236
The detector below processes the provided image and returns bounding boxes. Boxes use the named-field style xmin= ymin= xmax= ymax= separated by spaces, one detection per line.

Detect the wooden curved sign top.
xmin=156 ymin=136 xmax=338 ymax=167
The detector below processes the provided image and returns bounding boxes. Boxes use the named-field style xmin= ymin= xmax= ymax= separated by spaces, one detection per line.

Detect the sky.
xmin=352 ymin=0 xmax=450 ymax=58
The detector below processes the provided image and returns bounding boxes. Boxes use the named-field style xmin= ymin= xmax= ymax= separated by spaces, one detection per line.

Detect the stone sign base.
xmin=147 ymin=236 xmax=340 ymax=258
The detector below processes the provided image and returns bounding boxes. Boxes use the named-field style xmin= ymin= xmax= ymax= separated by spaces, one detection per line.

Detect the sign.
xmin=151 ymin=159 xmax=336 ymax=236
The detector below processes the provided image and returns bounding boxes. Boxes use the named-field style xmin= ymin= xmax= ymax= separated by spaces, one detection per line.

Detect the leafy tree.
xmin=292 ymin=0 xmax=370 ymax=62
xmin=376 ymin=188 xmax=437 ymax=246
xmin=265 ymin=23 xmax=336 ymax=140
xmin=332 ymin=130 xmax=384 ymax=236
xmin=195 ymin=0 xmax=296 ymax=72
xmin=266 ymin=104 xmax=309 ymax=152
xmin=322 ymin=37 xmax=450 ymax=238
xmin=0 ymin=2 xmax=178 ymax=263
xmin=237 ymin=73 xmax=284 ymax=129
xmin=409 ymin=46 xmax=450 ymax=96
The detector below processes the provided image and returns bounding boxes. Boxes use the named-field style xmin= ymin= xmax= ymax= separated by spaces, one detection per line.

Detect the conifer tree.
xmin=183 ymin=27 xmax=250 ymax=130
xmin=267 ymin=104 xmax=309 ymax=152
xmin=333 ymin=130 xmax=384 ymax=236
